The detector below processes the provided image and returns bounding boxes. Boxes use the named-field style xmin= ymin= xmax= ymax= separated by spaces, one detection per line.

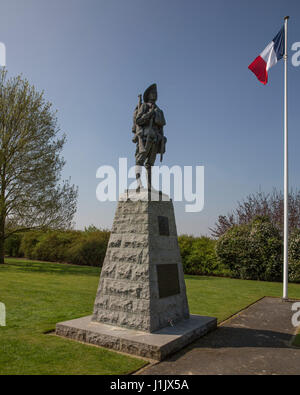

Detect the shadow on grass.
xmin=2 ymin=260 xmax=101 ymax=277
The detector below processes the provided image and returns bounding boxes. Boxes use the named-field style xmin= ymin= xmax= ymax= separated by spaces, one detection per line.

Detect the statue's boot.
xmin=146 ymin=167 xmax=152 ymax=191
xmin=135 ymin=165 xmax=143 ymax=192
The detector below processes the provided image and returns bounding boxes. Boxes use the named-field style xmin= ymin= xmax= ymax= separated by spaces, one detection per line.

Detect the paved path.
xmin=137 ymin=297 xmax=300 ymax=375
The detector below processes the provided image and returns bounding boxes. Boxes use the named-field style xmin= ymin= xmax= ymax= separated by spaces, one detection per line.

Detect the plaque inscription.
xmin=156 ymin=264 xmax=180 ymax=298
xmin=158 ymin=216 xmax=169 ymax=236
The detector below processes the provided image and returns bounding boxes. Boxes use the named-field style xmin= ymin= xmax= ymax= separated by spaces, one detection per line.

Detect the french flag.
xmin=248 ymin=27 xmax=285 ymax=84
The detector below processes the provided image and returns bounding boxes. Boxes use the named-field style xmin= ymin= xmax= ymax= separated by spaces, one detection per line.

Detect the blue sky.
xmin=1 ymin=0 xmax=300 ymax=235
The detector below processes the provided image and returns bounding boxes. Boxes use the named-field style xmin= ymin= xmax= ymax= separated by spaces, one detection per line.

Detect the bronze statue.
xmin=132 ymin=84 xmax=167 ymax=190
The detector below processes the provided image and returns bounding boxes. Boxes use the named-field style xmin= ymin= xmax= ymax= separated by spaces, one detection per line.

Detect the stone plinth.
xmin=56 ymin=191 xmax=217 ymax=360
xmin=92 ymin=190 xmax=189 ymax=332
xmin=56 ymin=314 xmax=217 ymax=361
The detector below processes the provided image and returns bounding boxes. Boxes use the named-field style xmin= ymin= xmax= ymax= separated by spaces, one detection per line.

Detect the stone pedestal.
xmin=56 ymin=190 xmax=217 ymax=360
xmin=92 ymin=190 xmax=189 ymax=332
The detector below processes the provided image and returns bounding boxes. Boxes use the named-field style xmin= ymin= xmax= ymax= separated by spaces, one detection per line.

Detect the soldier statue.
xmin=132 ymin=83 xmax=167 ymax=191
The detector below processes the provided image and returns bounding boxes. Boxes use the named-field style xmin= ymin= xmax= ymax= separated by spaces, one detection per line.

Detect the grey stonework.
xmin=91 ymin=194 xmax=190 ymax=333
xmin=56 ymin=192 xmax=217 ymax=360
xmin=56 ymin=314 xmax=217 ymax=361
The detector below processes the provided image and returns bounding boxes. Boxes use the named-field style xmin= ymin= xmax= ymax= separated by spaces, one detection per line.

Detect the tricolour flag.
xmin=248 ymin=27 xmax=285 ymax=84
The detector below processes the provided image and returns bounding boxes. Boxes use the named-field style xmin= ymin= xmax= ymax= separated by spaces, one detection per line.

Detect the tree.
xmin=210 ymin=189 xmax=300 ymax=238
xmin=0 ymin=69 xmax=78 ymax=264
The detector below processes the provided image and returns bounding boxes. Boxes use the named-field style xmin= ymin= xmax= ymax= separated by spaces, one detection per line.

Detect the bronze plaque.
xmin=156 ymin=264 xmax=180 ymax=298
xmin=158 ymin=216 xmax=169 ymax=236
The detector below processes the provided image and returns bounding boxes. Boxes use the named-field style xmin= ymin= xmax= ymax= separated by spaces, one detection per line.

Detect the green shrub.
xmin=66 ymin=230 xmax=110 ymax=266
xmin=216 ymin=216 xmax=282 ymax=281
xmin=289 ymin=262 xmax=300 ymax=283
xmin=288 ymin=230 xmax=300 ymax=282
xmin=20 ymin=232 xmax=41 ymax=259
xmin=5 ymin=233 xmax=23 ymax=257
xmin=19 ymin=228 xmax=110 ymax=266
xmin=289 ymin=229 xmax=300 ymax=262
xmin=178 ymin=235 xmax=219 ymax=275
xmin=32 ymin=231 xmax=80 ymax=262
xmin=178 ymin=235 xmax=195 ymax=269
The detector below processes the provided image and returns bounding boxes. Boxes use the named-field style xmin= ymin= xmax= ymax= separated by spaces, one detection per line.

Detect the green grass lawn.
xmin=1 ymin=258 xmax=300 ymax=375
xmin=185 ymin=274 xmax=300 ymax=323
xmin=0 ymin=258 xmax=146 ymax=375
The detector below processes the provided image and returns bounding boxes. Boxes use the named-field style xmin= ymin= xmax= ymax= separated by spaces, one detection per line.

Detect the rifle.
xmin=160 ymin=127 xmax=165 ymax=162
xmin=135 ymin=94 xmax=146 ymax=153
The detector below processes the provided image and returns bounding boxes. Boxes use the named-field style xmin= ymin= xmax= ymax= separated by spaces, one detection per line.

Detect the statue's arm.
xmin=155 ymin=109 xmax=166 ymax=127
xmin=136 ymin=104 xmax=153 ymax=126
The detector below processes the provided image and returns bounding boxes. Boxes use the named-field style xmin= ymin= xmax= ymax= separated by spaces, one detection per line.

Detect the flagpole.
xmin=283 ymin=16 xmax=289 ymax=300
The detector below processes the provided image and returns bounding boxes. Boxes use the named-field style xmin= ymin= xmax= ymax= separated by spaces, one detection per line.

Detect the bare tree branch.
xmin=210 ymin=188 xmax=300 ymax=238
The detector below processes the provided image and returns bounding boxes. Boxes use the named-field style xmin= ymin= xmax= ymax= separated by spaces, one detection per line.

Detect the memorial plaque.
xmin=158 ymin=216 xmax=169 ymax=236
xmin=157 ymin=264 xmax=180 ymax=298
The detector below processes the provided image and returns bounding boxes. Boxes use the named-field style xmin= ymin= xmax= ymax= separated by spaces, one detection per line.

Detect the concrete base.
xmin=56 ymin=314 xmax=217 ymax=361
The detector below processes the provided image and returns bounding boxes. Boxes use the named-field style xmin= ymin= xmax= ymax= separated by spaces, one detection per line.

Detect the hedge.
xmin=288 ymin=229 xmax=300 ymax=282
xmin=6 ymin=227 xmax=110 ymax=267
xmin=5 ymin=220 xmax=300 ymax=282
xmin=178 ymin=235 xmax=222 ymax=275
xmin=215 ymin=216 xmax=283 ymax=281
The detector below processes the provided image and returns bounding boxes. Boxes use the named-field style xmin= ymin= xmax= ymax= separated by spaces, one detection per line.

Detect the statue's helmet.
xmin=143 ymin=83 xmax=157 ymax=103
